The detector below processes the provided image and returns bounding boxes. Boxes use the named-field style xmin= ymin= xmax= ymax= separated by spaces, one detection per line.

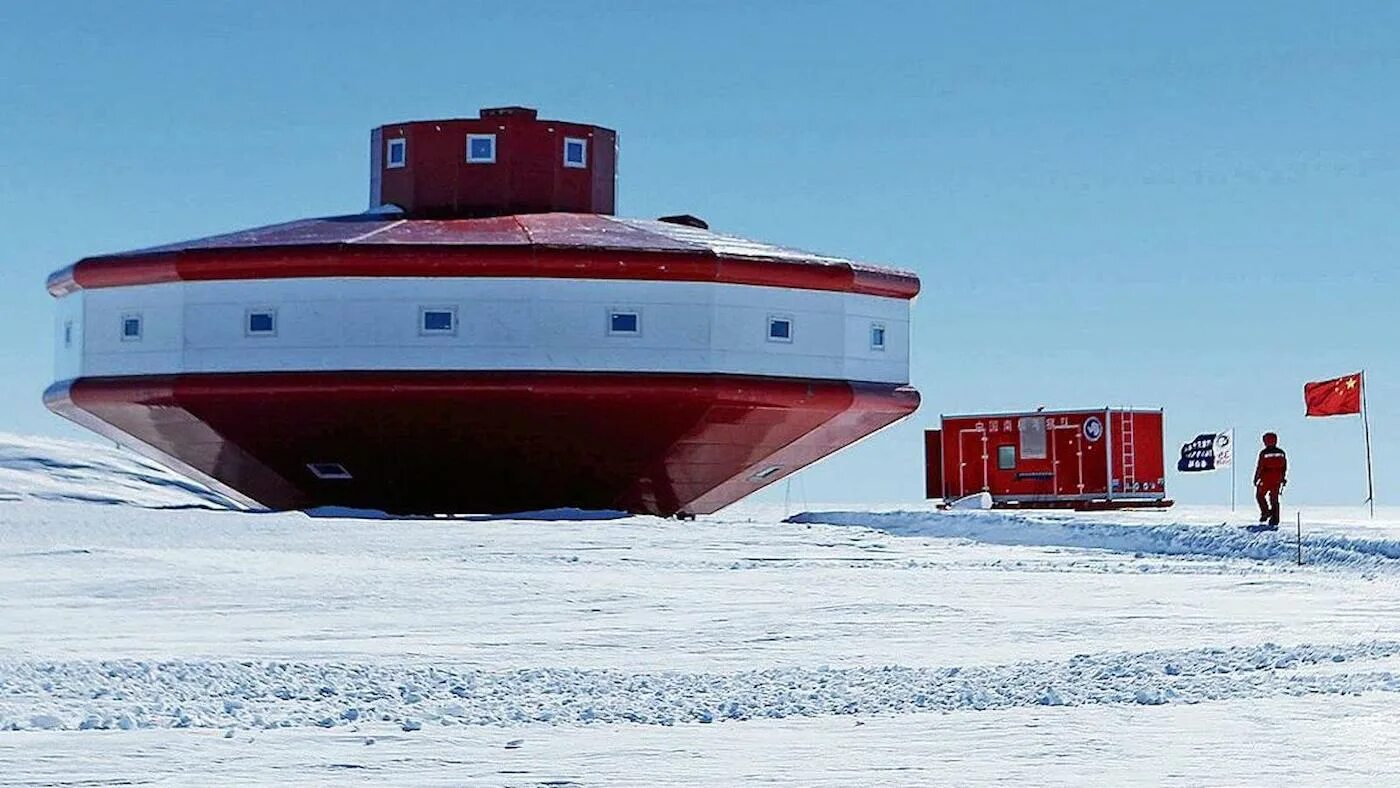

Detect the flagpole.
xmin=1363 ymin=371 xmax=1375 ymax=518
xmin=1231 ymin=427 xmax=1237 ymax=513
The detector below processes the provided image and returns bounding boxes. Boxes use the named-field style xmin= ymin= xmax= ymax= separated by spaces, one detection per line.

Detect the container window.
xmin=63 ymin=321 xmax=73 ymax=348
xmin=466 ymin=133 xmax=497 ymax=164
xmin=608 ymin=310 xmax=640 ymax=335
xmin=386 ymin=138 xmax=407 ymax=169
xmin=870 ymin=323 xmax=886 ymax=351
xmin=564 ymin=137 xmax=587 ymax=168
xmin=246 ymin=308 xmax=277 ymax=337
xmin=767 ymin=316 xmax=793 ymax=343
xmin=307 ymin=462 xmax=352 ymax=480
xmin=420 ymin=307 xmax=457 ymax=335
xmin=120 ymin=313 xmax=142 ymax=342
xmin=997 ymin=445 xmax=1016 ymax=470
xmin=1018 ymin=417 xmax=1047 ymax=459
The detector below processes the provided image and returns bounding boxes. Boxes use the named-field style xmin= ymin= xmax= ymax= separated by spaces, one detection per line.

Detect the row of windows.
xmin=97 ymin=310 xmax=889 ymax=350
xmin=385 ymin=135 xmax=588 ymax=170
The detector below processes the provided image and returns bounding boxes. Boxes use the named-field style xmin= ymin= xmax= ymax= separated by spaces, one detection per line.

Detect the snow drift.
xmin=0 ymin=432 xmax=231 ymax=510
xmin=787 ymin=509 xmax=1400 ymax=570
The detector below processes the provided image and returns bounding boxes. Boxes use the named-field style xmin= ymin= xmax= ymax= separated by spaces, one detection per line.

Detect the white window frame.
xmin=307 ymin=462 xmax=353 ymax=480
xmin=419 ymin=306 xmax=458 ymax=336
xmin=245 ymin=307 xmax=278 ymax=338
xmin=120 ymin=312 xmax=143 ymax=342
xmin=766 ymin=314 xmax=794 ymax=343
xmin=466 ymin=133 xmax=497 ymax=164
xmin=563 ymin=137 xmax=588 ymax=169
xmin=607 ymin=308 xmax=641 ymax=337
xmin=386 ymin=137 xmax=407 ymax=169
xmin=870 ymin=322 xmax=887 ymax=351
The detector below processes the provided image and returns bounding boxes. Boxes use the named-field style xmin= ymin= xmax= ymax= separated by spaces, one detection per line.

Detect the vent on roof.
xmin=480 ymin=106 xmax=538 ymax=119
xmin=657 ymin=214 xmax=709 ymax=230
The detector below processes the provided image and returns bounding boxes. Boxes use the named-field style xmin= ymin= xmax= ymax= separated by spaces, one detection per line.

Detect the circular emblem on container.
xmin=1083 ymin=416 xmax=1104 ymax=442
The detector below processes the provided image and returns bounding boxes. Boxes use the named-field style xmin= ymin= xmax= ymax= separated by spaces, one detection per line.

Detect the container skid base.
xmin=986 ymin=498 xmax=1175 ymax=512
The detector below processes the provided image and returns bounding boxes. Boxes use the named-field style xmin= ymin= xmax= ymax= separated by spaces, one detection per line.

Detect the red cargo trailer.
xmin=924 ymin=408 xmax=1172 ymax=510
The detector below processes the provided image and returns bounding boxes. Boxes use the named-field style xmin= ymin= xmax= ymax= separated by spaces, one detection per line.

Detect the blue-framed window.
xmin=420 ymin=307 xmax=457 ymax=335
xmin=466 ymin=133 xmax=497 ymax=164
xmin=608 ymin=310 xmax=640 ymax=335
xmin=386 ymin=138 xmax=407 ymax=169
xmin=767 ymin=316 xmax=793 ymax=343
xmin=564 ymin=137 xmax=587 ymax=169
xmin=870 ymin=322 xmax=886 ymax=351
xmin=246 ymin=308 xmax=277 ymax=337
xmin=120 ymin=313 xmax=142 ymax=342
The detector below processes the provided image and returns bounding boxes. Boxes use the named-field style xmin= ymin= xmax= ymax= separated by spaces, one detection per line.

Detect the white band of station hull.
xmin=53 ymin=276 xmax=912 ymax=385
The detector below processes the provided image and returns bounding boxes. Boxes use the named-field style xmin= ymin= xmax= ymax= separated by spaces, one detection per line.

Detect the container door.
xmin=924 ymin=430 xmax=943 ymax=499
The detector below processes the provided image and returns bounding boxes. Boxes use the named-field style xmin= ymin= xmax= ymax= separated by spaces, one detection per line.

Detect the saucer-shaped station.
xmin=46 ymin=107 xmax=920 ymax=516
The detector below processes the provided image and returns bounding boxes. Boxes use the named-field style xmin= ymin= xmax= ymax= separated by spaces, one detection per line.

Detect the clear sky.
xmin=2 ymin=1 xmax=1396 ymax=507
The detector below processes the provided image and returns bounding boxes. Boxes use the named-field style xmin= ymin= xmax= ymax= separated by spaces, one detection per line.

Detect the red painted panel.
xmin=924 ymin=429 xmax=943 ymax=498
xmin=51 ymin=372 xmax=918 ymax=517
xmin=61 ymin=245 xmax=920 ymax=299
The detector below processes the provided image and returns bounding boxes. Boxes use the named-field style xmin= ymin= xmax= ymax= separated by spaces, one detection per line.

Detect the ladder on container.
xmin=1119 ymin=409 xmax=1137 ymax=492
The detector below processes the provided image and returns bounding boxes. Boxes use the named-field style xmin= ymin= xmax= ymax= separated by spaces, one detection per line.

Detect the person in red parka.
xmin=1253 ymin=432 xmax=1288 ymax=528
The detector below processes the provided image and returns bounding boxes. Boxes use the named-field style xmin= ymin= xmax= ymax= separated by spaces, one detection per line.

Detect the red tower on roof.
xmin=371 ymin=106 xmax=617 ymax=217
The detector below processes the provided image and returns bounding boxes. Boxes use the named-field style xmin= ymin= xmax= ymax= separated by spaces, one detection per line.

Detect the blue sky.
xmin=1 ymin=1 xmax=1396 ymax=507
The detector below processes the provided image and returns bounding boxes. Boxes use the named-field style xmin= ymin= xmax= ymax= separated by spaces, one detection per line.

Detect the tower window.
xmin=120 ymin=313 xmax=143 ymax=342
xmin=246 ymin=308 xmax=277 ymax=337
xmin=564 ymin=137 xmax=588 ymax=169
xmin=767 ymin=316 xmax=793 ymax=343
xmin=466 ymin=134 xmax=497 ymax=164
xmin=870 ymin=323 xmax=886 ymax=351
xmin=386 ymin=138 xmax=407 ymax=169
xmin=608 ymin=310 xmax=640 ymax=335
xmin=420 ymin=306 xmax=457 ymax=335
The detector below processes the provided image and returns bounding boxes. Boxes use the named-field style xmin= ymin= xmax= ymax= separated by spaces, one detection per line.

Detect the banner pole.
xmin=1231 ymin=427 xmax=1236 ymax=513
xmin=1362 ymin=371 xmax=1375 ymax=519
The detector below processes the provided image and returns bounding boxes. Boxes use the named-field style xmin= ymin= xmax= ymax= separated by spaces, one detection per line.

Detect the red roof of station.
xmin=50 ymin=213 xmax=920 ymax=299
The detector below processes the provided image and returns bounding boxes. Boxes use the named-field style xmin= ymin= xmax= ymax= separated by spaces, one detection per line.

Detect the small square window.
xmin=420 ymin=307 xmax=457 ymax=335
xmin=997 ymin=445 xmax=1016 ymax=470
xmin=870 ymin=323 xmax=886 ymax=351
xmin=246 ymin=308 xmax=277 ymax=337
xmin=120 ymin=313 xmax=142 ymax=342
xmin=63 ymin=321 xmax=73 ymax=348
xmin=466 ymin=134 xmax=497 ymax=164
xmin=564 ymin=137 xmax=588 ymax=169
xmin=608 ymin=310 xmax=640 ymax=335
xmin=308 ymin=462 xmax=352 ymax=480
xmin=386 ymin=138 xmax=407 ymax=169
xmin=767 ymin=316 xmax=793 ymax=343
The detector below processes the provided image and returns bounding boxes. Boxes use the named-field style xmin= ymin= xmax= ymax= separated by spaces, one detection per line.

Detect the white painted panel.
xmin=62 ymin=277 xmax=913 ymax=384
xmin=53 ymin=293 xmax=85 ymax=382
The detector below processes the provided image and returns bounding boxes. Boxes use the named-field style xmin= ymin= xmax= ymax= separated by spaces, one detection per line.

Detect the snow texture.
xmin=3 ymin=434 xmax=1400 ymax=784
xmin=0 ymin=432 xmax=231 ymax=510
xmin=788 ymin=508 xmax=1400 ymax=570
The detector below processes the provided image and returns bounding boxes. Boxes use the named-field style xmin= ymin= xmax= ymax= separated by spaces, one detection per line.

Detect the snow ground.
xmin=2 ymin=435 xmax=1399 ymax=785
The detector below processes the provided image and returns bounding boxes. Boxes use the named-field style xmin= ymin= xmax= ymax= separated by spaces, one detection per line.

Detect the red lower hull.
xmin=45 ymin=372 xmax=918 ymax=516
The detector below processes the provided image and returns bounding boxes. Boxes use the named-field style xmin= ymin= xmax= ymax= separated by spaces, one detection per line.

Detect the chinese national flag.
xmin=1304 ymin=372 xmax=1363 ymax=417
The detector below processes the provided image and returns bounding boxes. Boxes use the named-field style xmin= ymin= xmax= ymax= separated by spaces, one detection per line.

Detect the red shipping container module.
xmin=926 ymin=408 xmax=1173 ymax=510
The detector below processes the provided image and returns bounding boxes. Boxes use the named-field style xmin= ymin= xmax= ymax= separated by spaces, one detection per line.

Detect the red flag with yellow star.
xmin=1304 ymin=372 xmax=1363 ymax=417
